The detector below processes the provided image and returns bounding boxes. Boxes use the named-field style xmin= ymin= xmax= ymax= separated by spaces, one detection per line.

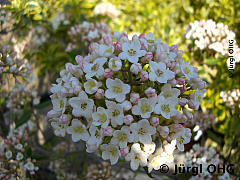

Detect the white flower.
xmin=51 ymin=121 xmax=67 ymax=137
xmin=101 ymin=144 xmax=120 ymax=165
xmin=108 ymin=57 xmax=122 ymax=71
xmin=154 ymin=96 xmax=179 ymax=119
xmin=157 ymin=43 xmax=176 ymax=62
xmin=67 ymin=119 xmax=90 ymax=142
xmin=97 ymin=44 xmax=114 ymax=57
xmin=143 ymin=142 xmax=156 ymax=155
xmin=132 ymin=98 xmax=155 ymax=118
xmin=125 ymin=143 xmax=148 ymax=170
xmin=84 ymin=57 xmax=107 ymax=78
xmin=142 ymin=32 xmax=161 ymax=46
xmin=64 ymin=77 xmax=81 ymax=94
xmin=87 ymin=124 xmax=103 ymax=146
xmin=86 ymin=143 xmax=98 ymax=153
xmin=180 ymin=61 xmax=198 ymax=80
xmin=84 ymin=78 xmax=100 ymax=94
xmin=24 ymin=161 xmax=34 ymax=171
xmin=149 ymin=61 xmax=175 ymax=83
xmin=111 ymin=126 xmax=133 ymax=148
xmin=189 ymin=89 xmax=206 ymax=110
xmin=15 ymin=143 xmax=23 ymax=150
xmin=5 ymin=150 xmax=12 ymax=159
xmin=69 ymin=91 xmax=94 ymax=119
xmin=92 ymin=107 xmax=109 ymax=128
xmin=16 ymin=152 xmax=24 ymax=161
xmin=130 ymin=119 xmax=156 ymax=144
xmin=148 ymin=155 xmax=166 ymax=173
xmin=172 ymin=128 xmax=191 ymax=151
xmin=160 ymin=83 xmax=180 ymax=99
xmin=50 ymin=94 xmax=67 ymax=114
xmin=88 ymin=29 xmax=98 ymax=39
xmin=105 ymin=100 xmax=124 ymax=127
xmin=119 ymin=39 xmax=146 ymax=63
xmin=105 ymin=78 xmax=131 ymax=102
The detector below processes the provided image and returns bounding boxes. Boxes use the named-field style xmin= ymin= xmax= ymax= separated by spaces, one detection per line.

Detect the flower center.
xmin=134 ymin=153 xmax=141 ymax=161
xmin=164 ymin=92 xmax=172 ymax=98
xmin=112 ymin=85 xmax=122 ymax=93
xmin=91 ymin=63 xmax=99 ymax=72
xmin=147 ymin=39 xmax=154 ymax=44
xmin=128 ymin=48 xmax=136 ymax=56
xmin=98 ymin=113 xmax=107 ymax=123
xmin=141 ymin=102 xmax=150 ymax=114
xmin=161 ymin=104 xmax=170 ymax=113
xmin=112 ymin=109 xmax=120 ymax=117
xmin=58 ymin=124 xmax=65 ymax=129
xmin=156 ymin=69 xmax=163 ymax=77
xmin=112 ymin=59 xmax=117 ymax=69
xmin=178 ymin=136 xmax=184 ymax=144
xmin=88 ymin=80 xmax=96 ymax=90
xmin=81 ymin=102 xmax=87 ymax=110
xmin=104 ymin=47 xmax=112 ymax=55
xmin=60 ymin=100 xmax=64 ymax=108
xmin=138 ymin=127 xmax=147 ymax=135
xmin=108 ymin=147 xmax=117 ymax=157
xmin=73 ymin=125 xmax=84 ymax=134
xmin=184 ymin=67 xmax=191 ymax=74
xmin=117 ymin=132 xmax=127 ymax=142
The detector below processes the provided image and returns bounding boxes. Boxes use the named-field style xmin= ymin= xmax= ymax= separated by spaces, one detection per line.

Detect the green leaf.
xmin=205 ymin=58 xmax=221 ymax=65
xmin=15 ymin=109 xmax=33 ymax=128
xmin=35 ymin=100 xmax=51 ymax=109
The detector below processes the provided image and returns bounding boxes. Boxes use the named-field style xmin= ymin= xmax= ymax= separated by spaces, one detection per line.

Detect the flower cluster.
xmin=51 ymin=12 xmax=70 ymax=30
xmin=185 ymin=19 xmax=240 ymax=62
xmin=93 ymin=2 xmax=120 ymax=19
xmin=220 ymin=89 xmax=240 ymax=108
xmin=48 ymin=31 xmax=206 ymax=172
xmin=184 ymin=144 xmax=231 ymax=180
xmin=66 ymin=21 xmax=111 ymax=52
xmin=0 ymin=133 xmax=38 ymax=179
xmin=0 ymin=44 xmax=40 ymax=111
xmin=29 ymin=25 xmax=50 ymax=47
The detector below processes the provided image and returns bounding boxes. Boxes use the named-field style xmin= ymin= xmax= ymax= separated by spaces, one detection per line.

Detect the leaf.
xmin=143 ymin=166 xmax=153 ymax=178
xmin=35 ymin=100 xmax=51 ymax=109
xmin=15 ymin=109 xmax=33 ymax=128
xmin=205 ymin=58 xmax=221 ymax=65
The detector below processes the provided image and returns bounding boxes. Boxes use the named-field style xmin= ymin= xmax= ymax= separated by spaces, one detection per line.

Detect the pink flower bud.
xmin=198 ymin=81 xmax=206 ymax=90
xmin=166 ymin=61 xmax=172 ymax=68
xmin=65 ymin=63 xmax=73 ymax=72
xmin=145 ymin=52 xmax=153 ymax=62
xmin=188 ymin=100 xmax=197 ymax=110
xmin=124 ymin=115 xmax=134 ymax=125
xmin=120 ymin=147 xmax=129 ymax=157
xmin=102 ymin=126 xmax=113 ymax=136
xmin=140 ymin=41 xmax=148 ymax=51
xmin=0 ymin=67 xmax=3 ymax=74
xmin=130 ymin=63 xmax=142 ymax=75
xmin=150 ymin=117 xmax=159 ymax=127
xmin=47 ymin=110 xmax=61 ymax=119
xmin=168 ymin=79 xmax=177 ymax=86
xmin=140 ymin=71 xmax=148 ymax=81
xmin=178 ymin=98 xmax=188 ymax=106
xmin=139 ymin=33 xmax=145 ymax=39
xmin=75 ymin=55 xmax=83 ymax=64
xmin=35 ymin=167 xmax=39 ymax=171
xmin=121 ymin=100 xmax=132 ymax=111
xmin=170 ymin=44 xmax=178 ymax=53
xmin=88 ymin=43 xmax=98 ymax=54
xmin=121 ymin=33 xmax=128 ymax=38
xmin=113 ymin=41 xmax=122 ymax=51
xmin=95 ymin=89 xmax=104 ymax=99
xmin=157 ymin=126 xmax=169 ymax=137
xmin=170 ymin=62 xmax=177 ymax=70
xmin=59 ymin=114 xmax=71 ymax=124
xmin=176 ymin=78 xmax=185 ymax=85
xmin=183 ymin=109 xmax=193 ymax=120
xmin=144 ymin=87 xmax=157 ymax=98
xmin=180 ymin=85 xmax=187 ymax=93
xmin=130 ymin=93 xmax=140 ymax=104
xmin=103 ymin=35 xmax=112 ymax=45
xmin=104 ymin=68 xmax=113 ymax=78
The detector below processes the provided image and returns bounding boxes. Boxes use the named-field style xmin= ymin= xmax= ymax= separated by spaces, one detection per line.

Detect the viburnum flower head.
xmin=48 ymin=30 xmax=206 ymax=172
